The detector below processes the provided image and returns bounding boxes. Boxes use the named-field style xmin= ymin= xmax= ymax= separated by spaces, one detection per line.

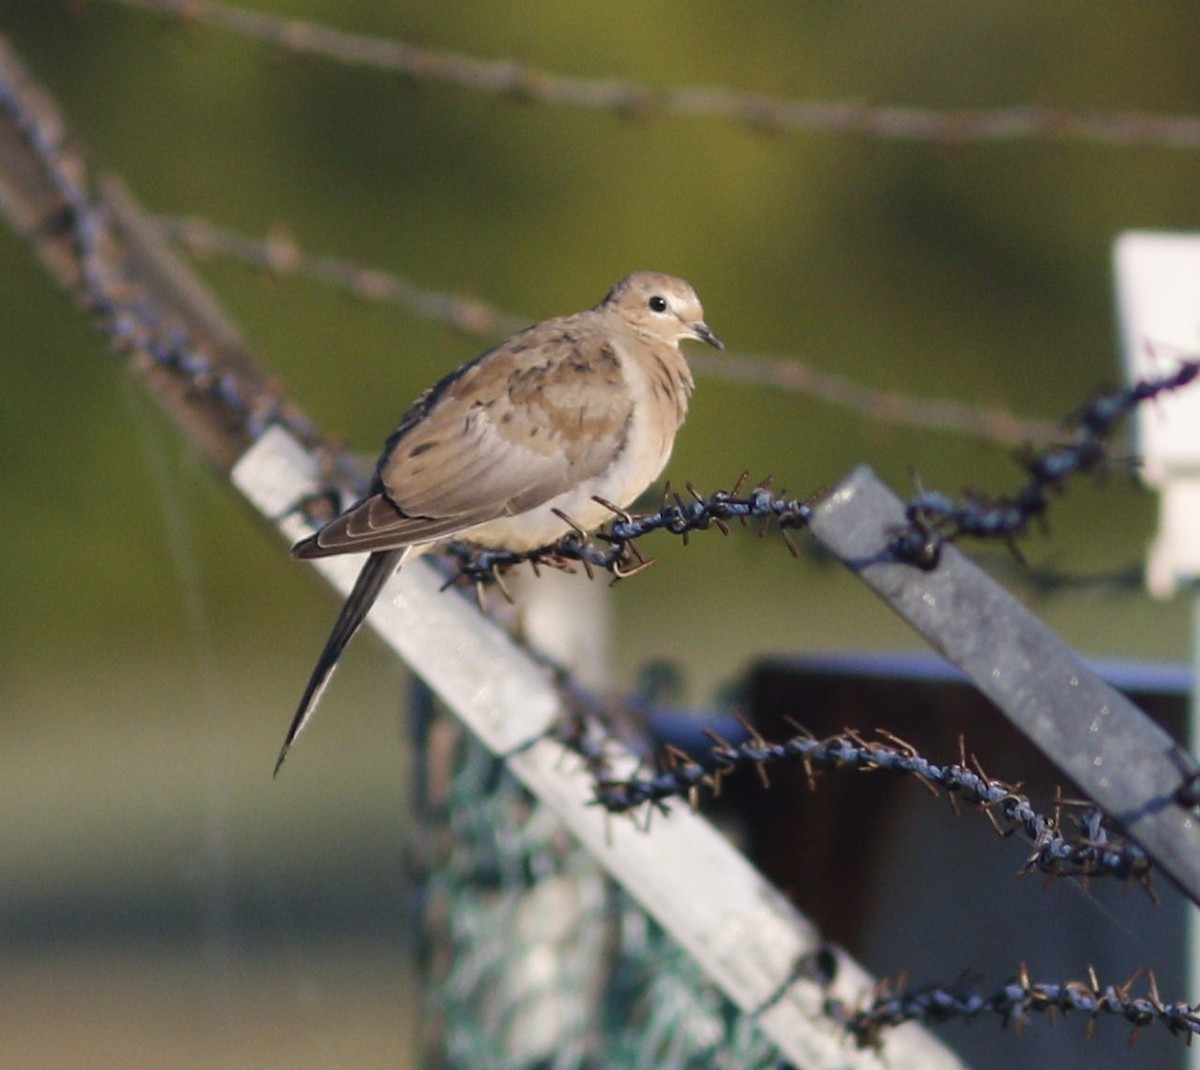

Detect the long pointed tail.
xmin=275 ymin=547 xmax=408 ymax=775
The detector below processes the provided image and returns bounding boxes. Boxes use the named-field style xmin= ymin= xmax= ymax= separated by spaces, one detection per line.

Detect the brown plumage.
xmin=278 ymin=272 xmax=721 ymax=772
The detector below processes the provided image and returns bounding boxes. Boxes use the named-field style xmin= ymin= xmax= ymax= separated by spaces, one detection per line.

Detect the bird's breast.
xmin=460 ymin=341 xmax=690 ymax=552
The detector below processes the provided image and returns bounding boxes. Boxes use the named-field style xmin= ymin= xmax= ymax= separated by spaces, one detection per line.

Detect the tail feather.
xmin=275 ymin=547 xmax=408 ymax=775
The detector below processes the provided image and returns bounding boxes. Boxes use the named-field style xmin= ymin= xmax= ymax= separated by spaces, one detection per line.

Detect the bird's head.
xmin=602 ymin=272 xmax=724 ymax=351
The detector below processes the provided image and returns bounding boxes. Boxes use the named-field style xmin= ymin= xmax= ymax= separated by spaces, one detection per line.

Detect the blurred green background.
xmin=3 ymin=3 xmax=1200 ymax=1066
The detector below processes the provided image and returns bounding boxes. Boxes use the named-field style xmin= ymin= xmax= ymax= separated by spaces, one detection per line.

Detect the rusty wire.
xmin=111 ymin=0 xmax=1200 ymax=151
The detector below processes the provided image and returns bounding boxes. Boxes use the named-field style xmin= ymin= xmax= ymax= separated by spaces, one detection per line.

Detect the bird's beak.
xmin=690 ymin=321 xmax=724 ymax=350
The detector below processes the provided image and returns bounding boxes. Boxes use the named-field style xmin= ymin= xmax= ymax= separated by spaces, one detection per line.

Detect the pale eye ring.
xmin=648 ymin=295 xmax=668 ymax=313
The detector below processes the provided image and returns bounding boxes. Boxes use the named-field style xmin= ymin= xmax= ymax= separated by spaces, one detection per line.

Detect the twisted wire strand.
xmin=590 ymin=724 xmax=1151 ymax=887
xmin=153 ymin=213 xmax=1059 ymax=447
xmin=833 ymin=964 xmax=1199 ymax=1049
xmin=437 ymin=364 xmax=1197 ymax=589
xmin=0 ymin=45 xmax=330 ymax=472
xmin=441 ymin=476 xmax=816 ymax=590
xmin=889 ymin=363 xmax=1200 ymax=568
xmin=111 ymin=0 xmax=1200 ymax=151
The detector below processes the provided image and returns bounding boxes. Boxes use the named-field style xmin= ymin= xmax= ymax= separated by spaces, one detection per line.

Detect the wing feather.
xmin=293 ymin=316 xmax=633 ymax=559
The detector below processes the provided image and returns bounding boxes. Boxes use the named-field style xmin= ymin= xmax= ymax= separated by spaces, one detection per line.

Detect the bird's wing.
xmin=294 ymin=319 xmax=635 ymax=557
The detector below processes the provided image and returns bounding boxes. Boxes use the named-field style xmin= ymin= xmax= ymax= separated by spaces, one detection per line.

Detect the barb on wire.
xmin=435 ymin=347 xmax=1194 ymax=586
xmin=155 ymin=212 xmax=1058 ymax=447
xmin=110 ymin=0 xmax=1200 ymax=151
xmin=438 ymin=475 xmax=817 ymax=590
xmin=592 ymin=724 xmax=1152 ymax=888
xmin=832 ymin=964 xmax=1200 ymax=1050
xmin=890 ymin=362 xmax=1200 ymax=569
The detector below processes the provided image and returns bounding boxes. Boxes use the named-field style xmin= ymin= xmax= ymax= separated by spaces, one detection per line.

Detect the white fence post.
xmin=1115 ymin=231 xmax=1200 ymax=1066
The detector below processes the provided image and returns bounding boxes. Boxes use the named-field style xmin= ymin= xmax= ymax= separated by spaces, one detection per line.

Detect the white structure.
xmin=1114 ymin=232 xmax=1200 ymax=597
xmin=1115 ymin=231 xmax=1200 ymax=1070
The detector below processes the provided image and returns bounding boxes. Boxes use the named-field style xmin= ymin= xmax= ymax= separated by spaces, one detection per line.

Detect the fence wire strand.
xmin=584 ymin=719 xmax=1152 ymax=889
xmin=153 ymin=212 xmax=1060 ymax=447
xmin=832 ymin=964 xmax=1200 ymax=1050
xmin=430 ymin=362 xmax=1196 ymax=591
xmin=889 ymin=362 xmax=1199 ymax=568
xmin=110 ymin=0 xmax=1200 ymax=151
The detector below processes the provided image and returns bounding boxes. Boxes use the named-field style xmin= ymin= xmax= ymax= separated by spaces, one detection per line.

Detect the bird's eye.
xmin=648 ymin=295 xmax=668 ymax=313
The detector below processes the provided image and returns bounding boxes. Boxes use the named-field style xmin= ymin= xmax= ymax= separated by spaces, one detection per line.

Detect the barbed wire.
xmin=153 ymin=215 xmax=530 ymax=340
xmin=109 ymin=0 xmax=1200 ymax=151
xmin=687 ymin=350 xmax=1059 ymax=447
xmin=832 ymin=964 xmax=1200 ymax=1050
xmin=153 ymin=213 xmax=1059 ymax=447
xmin=436 ymin=362 xmax=1193 ymax=591
xmin=0 ymin=39 xmax=330 ymax=475
xmin=586 ymin=721 xmax=1152 ymax=889
xmin=889 ymin=362 xmax=1200 ymax=568
xmin=439 ymin=475 xmax=817 ymax=595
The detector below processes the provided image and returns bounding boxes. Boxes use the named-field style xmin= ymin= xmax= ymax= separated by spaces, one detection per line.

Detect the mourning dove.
xmin=277 ymin=272 xmax=722 ymax=772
